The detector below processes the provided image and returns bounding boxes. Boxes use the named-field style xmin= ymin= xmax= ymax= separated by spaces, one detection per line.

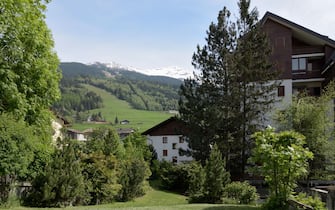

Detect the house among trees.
xmin=117 ymin=128 xmax=135 ymax=139
xmin=142 ymin=117 xmax=192 ymax=163
xmin=147 ymin=12 xmax=335 ymax=165
xmin=66 ymin=128 xmax=93 ymax=141
xmin=263 ymin=12 xmax=335 ymax=110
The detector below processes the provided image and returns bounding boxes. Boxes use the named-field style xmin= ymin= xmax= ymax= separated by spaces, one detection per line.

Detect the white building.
xmin=142 ymin=117 xmax=192 ymax=163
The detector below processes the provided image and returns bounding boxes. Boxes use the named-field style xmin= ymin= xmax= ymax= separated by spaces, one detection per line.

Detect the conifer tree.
xmin=29 ymin=138 xmax=86 ymax=207
xmin=204 ymin=144 xmax=230 ymax=203
xmin=234 ymin=0 xmax=279 ymax=176
xmin=179 ymin=0 xmax=279 ymax=177
xmin=179 ymin=7 xmax=239 ymax=165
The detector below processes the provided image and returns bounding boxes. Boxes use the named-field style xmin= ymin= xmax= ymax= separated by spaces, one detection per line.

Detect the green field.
xmin=70 ymin=84 xmax=174 ymax=132
xmin=5 ymin=184 xmax=260 ymax=210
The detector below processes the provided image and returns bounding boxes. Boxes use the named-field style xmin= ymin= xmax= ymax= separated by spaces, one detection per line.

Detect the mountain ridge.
xmin=105 ymin=61 xmax=192 ymax=80
xmin=60 ymin=62 xmax=184 ymax=87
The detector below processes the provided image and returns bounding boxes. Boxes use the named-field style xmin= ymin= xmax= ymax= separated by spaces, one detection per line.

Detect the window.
xmin=179 ymin=136 xmax=184 ymax=143
xmin=172 ymin=156 xmax=178 ymax=163
xmin=163 ymin=149 xmax=168 ymax=157
xmin=278 ymin=86 xmax=285 ymax=97
xmin=162 ymin=137 xmax=168 ymax=144
xmin=292 ymin=58 xmax=306 ymax=71
xmin=172 ymin=143 xmax=177 ymax=150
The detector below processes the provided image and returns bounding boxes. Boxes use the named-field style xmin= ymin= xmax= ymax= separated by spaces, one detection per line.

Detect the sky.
xmin=45 ymin=0 xmax=335 ymax=74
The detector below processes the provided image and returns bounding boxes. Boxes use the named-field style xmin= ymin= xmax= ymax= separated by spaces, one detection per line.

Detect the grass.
xmin=70 ymin=84 xmax=174 ymax=132
xmin=3 ymin=186 xmax=260 ymax=210
xmin=3 ymin=181 xmax=260 ymax=210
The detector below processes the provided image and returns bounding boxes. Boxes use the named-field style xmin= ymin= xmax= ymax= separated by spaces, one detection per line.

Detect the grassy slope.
xmin=71 ymin=84 xmax=174 ymax=132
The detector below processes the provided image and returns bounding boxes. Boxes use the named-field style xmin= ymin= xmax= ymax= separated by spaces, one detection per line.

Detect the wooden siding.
xmin=263 ymin=19 xmax=292 ymax=79
xmin=142 ymin=118 xmax=188 ymax=136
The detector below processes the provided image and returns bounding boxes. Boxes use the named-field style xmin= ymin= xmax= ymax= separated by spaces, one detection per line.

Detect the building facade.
xmin=142 ymin=117 xmax=192 ymax=163
xmin=262 ymin=12 xmax=335 ymax=111
xmin=144 ymin=12 xmax=335 ymax=164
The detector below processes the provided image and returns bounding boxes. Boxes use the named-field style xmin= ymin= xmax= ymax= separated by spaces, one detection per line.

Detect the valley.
xmin=54 ymin=62 xmax=180 ymax=132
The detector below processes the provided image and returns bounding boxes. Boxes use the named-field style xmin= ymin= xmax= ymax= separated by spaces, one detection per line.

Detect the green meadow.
xmin=70 ymin=84 xmax=174 ymax=132
xmin=5 ymin=184 xmax=260 ymax=210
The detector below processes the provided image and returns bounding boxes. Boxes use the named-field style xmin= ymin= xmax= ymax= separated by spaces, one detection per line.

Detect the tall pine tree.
xmin=179 ymin=0 xmax=279 ymax=178
xmin=179 ymin=7 xmax=239 ymax=165
xmin=234 ymin=0 xmax=279 ymax=176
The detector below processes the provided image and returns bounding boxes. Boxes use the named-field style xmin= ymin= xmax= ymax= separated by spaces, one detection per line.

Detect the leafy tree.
xmin=179 ymin=0 xmax=279 ymax=178
xmin=0 ymin=2 xmax=60 ymax=203
xmin=275 ymin=82 xmax=335 ymax=179
xmin=204 ymin=144 xmax=230 ymax=203
xmin=0 ymin=0 xmax=61 ymax=124
xmin=0 ymin=114 xmax=36 ymax=203
xmin=250 ymin=127 xmax=313 ymax=210
xmin=114 ymin=115 xmax=119 ymax=124
xmin=293 ymin=193 xmax=326 ymax=210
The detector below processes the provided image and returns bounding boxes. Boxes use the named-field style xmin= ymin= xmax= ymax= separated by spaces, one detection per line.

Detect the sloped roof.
xmin=142 ymin=117 xmax=187 ymax=136
xmin=261 ymin=11 xmax=335 ymax=48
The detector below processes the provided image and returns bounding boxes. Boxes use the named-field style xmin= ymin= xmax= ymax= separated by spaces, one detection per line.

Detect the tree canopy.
xmin=275 ymin=82 xmax=335 ymax=179
xmin=250 ymin=127 xmax=313 ymax=209
xmin=0 ymin=0 xmax=60 ymax=204
xmin=0 ymin=0 xmax=61 ymax=124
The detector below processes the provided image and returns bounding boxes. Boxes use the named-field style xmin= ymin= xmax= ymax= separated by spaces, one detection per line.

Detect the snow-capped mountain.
xmin=106 ymin=61 xmax=193 ymax=80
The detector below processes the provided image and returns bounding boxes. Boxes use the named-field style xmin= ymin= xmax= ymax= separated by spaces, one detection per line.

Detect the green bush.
xmin=262 ymin=195 xmax=289 ymax=210
xmin=117 ymin=159 xmax=150 ymax=201
xmin=223 ymin=181 xmax=259 ymax=204
xmin=292 ymin=192 xmax=326 ymax=210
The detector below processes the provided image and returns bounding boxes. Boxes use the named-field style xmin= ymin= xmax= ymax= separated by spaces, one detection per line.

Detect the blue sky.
xmin=45 ymin=0 xmax=335 ymax=73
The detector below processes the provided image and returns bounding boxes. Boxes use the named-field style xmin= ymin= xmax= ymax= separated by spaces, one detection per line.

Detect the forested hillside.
xmin=53 ymin=62 xmax=181 ymax=121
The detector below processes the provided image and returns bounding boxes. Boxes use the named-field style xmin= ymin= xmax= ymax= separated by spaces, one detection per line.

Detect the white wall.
xmin=264 ymin=79 xmax=292 ymax=128
xmin=147 ymin=135 xmax=193 ymax=163
xmin=76 ymin=133 xmax=87 ymax=141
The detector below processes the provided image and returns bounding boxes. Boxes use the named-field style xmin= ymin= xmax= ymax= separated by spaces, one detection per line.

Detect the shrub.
xmin=223 ymin=181 xmax=259 ymax=204
xmin=117 ymin=159 xmax=150 ymax=201
xmin=188 ymin=162 xmax=205 ymax=203
xmin=262 ymin=195 xmax=289 ymax=210
xmin=23 ymin=138 xmax=87 ymax=207
xmin=292 ymin=192 xmax=326 ymax=210
xmin=159 ymin=161 xmax=191 ymax=193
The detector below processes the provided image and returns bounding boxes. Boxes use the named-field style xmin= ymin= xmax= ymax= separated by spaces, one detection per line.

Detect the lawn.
xmin=4 ymin=181 xmax=260 ymax=210
xmin=4 ymin=188 xmax=260 ymax=210
xmin=70 ymin=84 xmax=174 ymax=132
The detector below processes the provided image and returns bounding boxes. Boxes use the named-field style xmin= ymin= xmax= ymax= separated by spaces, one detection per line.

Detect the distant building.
xmin=120 ymin=120 xmax=130 ymax=125
xmin=142 ymin=117 xmax=192 ymax=164
xmin=117 ymin=128 xmax=134 ymax=139
xmin=66 ymin=128 xmax=93 ymax=141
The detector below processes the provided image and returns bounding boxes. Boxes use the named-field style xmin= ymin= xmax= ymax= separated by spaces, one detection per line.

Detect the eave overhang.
xmin=261 ymin=12 xmax=335 ymax=48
